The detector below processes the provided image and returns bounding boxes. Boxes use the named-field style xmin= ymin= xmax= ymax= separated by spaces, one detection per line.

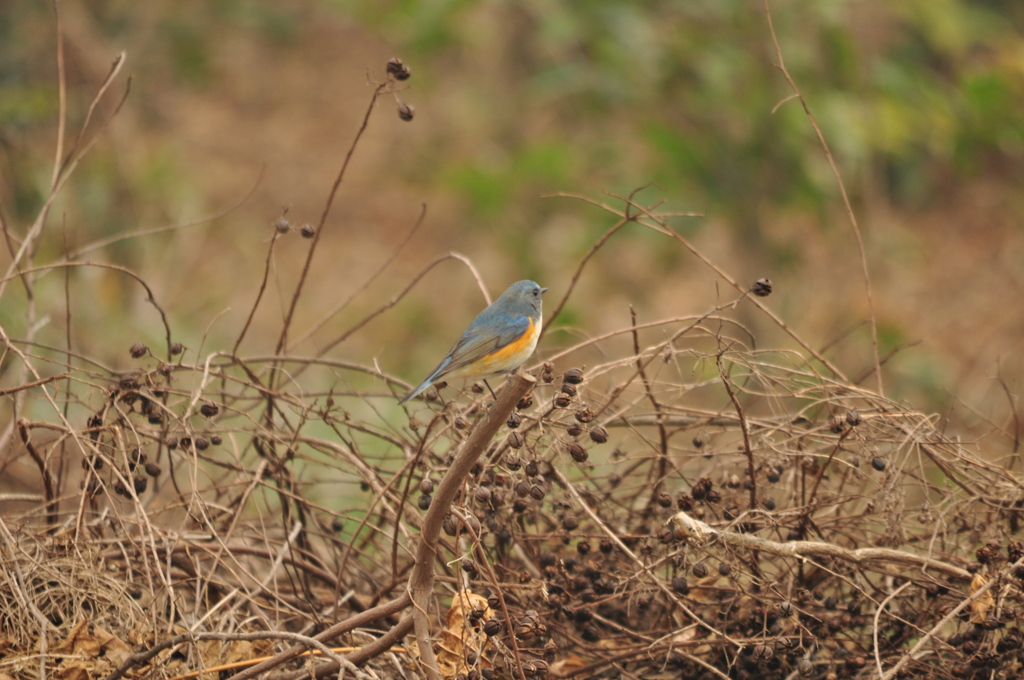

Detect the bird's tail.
xmin=398 ymin=379 xmax=433 ymax=405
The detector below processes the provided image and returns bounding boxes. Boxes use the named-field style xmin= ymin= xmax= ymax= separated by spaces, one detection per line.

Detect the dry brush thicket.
xmin=2 ymin=44 xmax=1024 ymax=680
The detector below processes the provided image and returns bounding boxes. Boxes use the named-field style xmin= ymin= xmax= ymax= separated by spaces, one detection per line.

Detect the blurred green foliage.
xmin=2 ymin=0 xmax=1024 ymax=418
xmin=5 ymin=0 xmax=1024 ymax=255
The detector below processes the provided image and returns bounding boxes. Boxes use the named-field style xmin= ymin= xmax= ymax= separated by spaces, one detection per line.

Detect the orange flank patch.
xmin=474 ymin=318 xmax=539 ymax=374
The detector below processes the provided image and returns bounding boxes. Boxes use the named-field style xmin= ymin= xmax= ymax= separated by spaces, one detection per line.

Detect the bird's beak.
xmin=540 ymin=287 xmax=549 ymax=294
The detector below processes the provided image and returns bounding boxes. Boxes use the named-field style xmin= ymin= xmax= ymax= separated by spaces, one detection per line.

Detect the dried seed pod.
xmin=541 ymin=362 xmax=554 ymax=383
xmin=568 ymin=442 xmax=588 ymax=463
xmin=529 ymin=485 xmax=546 ymax=501
xmin=386 ymin=57 xmax=411 ymax=80
xmin=977 ymin=542 xmax=1002 ymax=565
xmin=397 ymin=103 xmax=415 ymax=121
xmin=145 ymin=462 xmax=161 ymax=477
xmin=718 ymin=562 xmax=732 ymax=576
xmin=562 ymin=515 xmax=579 ymax=531
xmin=692 ymin=562 xmax=708 ymax=578
xmin=845 ymin=410 xmax=862 ymax=426
xmin=507 ymin=431 xmax=525 ymax=449
xmin=778 ymin=601 xmax=794 ymax=617
xmin=483 ymin=619 xmax=502 ymax=637
xmin=419 ymin=478 xmax=434 ymax=494
xmin=767 ymin=470 xmax=780 ymax=483
xmin=671 ymin=576 xmax=689 ymax=595
xmin=829 ymin=416 xmax=845 ymax=433
xmin=113 ymin=481 xmax=127 ymax=497
xmin=200 ymin=402 xmax=219 ymax=417
xmin=211 ymin=435 xmax=223 ymax=446
xmin=513 ymin=498 xmax=529 ymax=513
xmin=871 ymin=456 xmax=887 ymax=471
xmin=566 ymin=423 xmax=582 ymax=437
xmin=553 ymin=393 xmax=571 ymax=408
xmin=166 ymin=437 xmax=178 ymax=450
xmin=504 ymin=454 xmax=522 ymax=471
xmin=575 ymin=406 xmax=595 ymax=423
xmin=560 ymin=382 xmax=577 ymax=397
xmin=507 ymin=412 xmax=522 ymax=429
xmin=525 ymin=461 xmax=539 ymax=477
xmin=475 ymin=486 xmax=492 ymax=504
xmin=705 ymin=489 xmax=722 ymax=504
xmin=589 ymin=425 xmax=608 ymax=444
xmin=443 ymin=514 xmax=458 ymax=536
xmin=130 ymin=342 xmax=148 ymax=358
xmin=515 ymin=481 xmax=531 ymax=498
xmin=418 ymin=494 xmax=432 ymax=510
xmin=564 ymin=368 xmax=584 ymax=384
xmin=751 ymin=278 xmax=772 ymax=297
xmin=194 ymin=437 xmax=209 ymax=451
xmin=763 ymin=497 xmax=776 ymax=511
xmin=462 ymin=558 xmax=477 ymax=575
xmin=455 ymin=416 xmax=470 ymax=430
xmin=471 ymin=382 xmax=485 ymax=394
xmin=133 ymin=477 xmax=148 ymax=494
xmin=169 ymin=342 xmax=184 ymax=356
xmin=517 ymin=393 xmax=534 ymax=410
xmin=576 ymin=541 xmax=591 ymax=556
xmin=148 ymin=412 xmax=163 ymax=425
xmin=275 ymin=217 xmax=291 ymax=233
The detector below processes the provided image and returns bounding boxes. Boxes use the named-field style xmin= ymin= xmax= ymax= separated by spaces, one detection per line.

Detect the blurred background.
xmin=1 ymin=0 xmax=1023 ymax=446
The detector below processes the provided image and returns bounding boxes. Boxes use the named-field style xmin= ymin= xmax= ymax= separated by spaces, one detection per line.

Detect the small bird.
xmin=400 ymin=280 xmax=547 ymax=404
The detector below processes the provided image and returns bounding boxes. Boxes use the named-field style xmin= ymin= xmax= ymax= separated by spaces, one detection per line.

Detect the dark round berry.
xmin=386 ymin=57 xmax=411 ymax=80
xmin=751 ymin=278 xmax=772 ymax=297
xmin=568 ymin=442 xmax=588 ymax=463
xmin=871 ymin=456 xmax=887 ymax=471
xmin=200 ymin=402 xmax=219 ymax=418
xmin=564 ymin=368 xmax=584 ymax=384
xmin=129 ymin=342 xmax=148 ymax=359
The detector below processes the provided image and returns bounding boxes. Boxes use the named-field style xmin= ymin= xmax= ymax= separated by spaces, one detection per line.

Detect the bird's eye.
xmin=533 ymin=288 xmax=539 ymax=296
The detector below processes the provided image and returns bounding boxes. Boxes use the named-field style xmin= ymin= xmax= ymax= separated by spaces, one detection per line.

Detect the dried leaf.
xmin=58 ymin=664 xmax=89 ymax=680
xmin=550 ymin=654 xmax=588 ymax=677
xmin=52 ymin=620 xmax=102 ymax=657
xmin=970 ymin=573 xmax=995 ymax=624
xmin=436 ymin=591 xmax=494 ymax=680
xmin=92 ymin=624 xmax=133 ymax=667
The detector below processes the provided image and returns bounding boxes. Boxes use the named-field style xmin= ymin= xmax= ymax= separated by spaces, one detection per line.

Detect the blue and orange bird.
xmin=399 ymin=280 xmax=548 ymax=404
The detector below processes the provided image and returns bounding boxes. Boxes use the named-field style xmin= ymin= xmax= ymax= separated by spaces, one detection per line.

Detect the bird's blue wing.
xmin=398 ymin=314 xmax=531 ymax=404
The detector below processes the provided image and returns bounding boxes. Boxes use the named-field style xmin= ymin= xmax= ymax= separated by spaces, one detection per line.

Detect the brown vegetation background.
xmin=3 ymin=2 xmax=1024 ymax=680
